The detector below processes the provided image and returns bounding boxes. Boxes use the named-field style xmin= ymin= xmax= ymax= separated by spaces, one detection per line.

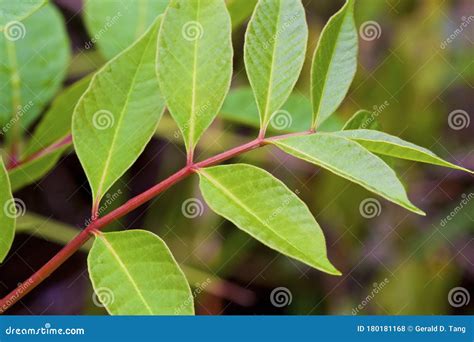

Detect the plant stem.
xmin=0 ymin=130 xmax=312 ymax=313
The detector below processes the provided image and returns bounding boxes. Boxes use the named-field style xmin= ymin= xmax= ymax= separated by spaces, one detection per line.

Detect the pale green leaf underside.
xmin=8 ymin=76 xmax=92 ymax=192
xmin=273 ymin=133 xmax=425 ymax=215
xmin=0 ymin=4 xmax=70 ymax=130
xmin=0 ymin=157 xmax=15 ymax=262
xmin=244 ymin=0 xmax=308 ymax=128
xmin=311 ymin=0 xmax=357 ymax=128
xmin=333 ymin=129 xmax=473 ymax=174
xmin=0 ymin=0 xmax=45 ymax=29
xmin=73 ymin=18 xmax=165 ymax=205
xmin=342 ymin=109 xmax=381 ymax=130
xmin=84 ymin=0 xmax=169 ymax=60
xmin=157 ymin=0 xmax=233 ymax=152
xmin=88 ymin=230 xmax=194 ymax=315
xmin=199 ymin=164 xmax=340 ymax=275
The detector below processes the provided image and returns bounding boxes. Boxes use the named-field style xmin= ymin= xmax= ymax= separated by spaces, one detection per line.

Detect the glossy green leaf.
xmin=311 ymin=0 xmax=357 ymax=128
xmin=199 ymin=164 xmax=340 ymax=275
xmin=0 ymin=0 xmax=45 ymax=29
xmin=221 ymin=87 xmax=344 ymax=133
xmin=84 ymin=0 xmax=168 ymax=60
xmin=244 ymin=0 xmax=308 ymax=130
xmin=157 ymin=0 xmax=233 ymax=153
xmin=8 ymin=76 xmax=92 ymax=192
xmin=88 ymin=230 xmax=194 ymax=315
xmin=333 ymin=129 xmax=474 ymax=173
xmin=73 ymin=18 xmax=165 ymax=206
xmin=0 ymin=157 xmax=15 ymax=262
xmin=0 ymin=4 xmax=70 ymax=131
xmin=342 ymin=109 xmax=381 ymax=130
xmin=272 ymin=133 xmax=425 ymax=215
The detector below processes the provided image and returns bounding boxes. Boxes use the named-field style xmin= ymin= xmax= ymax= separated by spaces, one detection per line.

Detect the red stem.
xmin=0 ymin=130 xmax=311 ymax=313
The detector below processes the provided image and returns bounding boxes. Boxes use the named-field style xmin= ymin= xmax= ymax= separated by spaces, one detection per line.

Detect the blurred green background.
xmin=1 ymin=0 xmax=473 ymax=315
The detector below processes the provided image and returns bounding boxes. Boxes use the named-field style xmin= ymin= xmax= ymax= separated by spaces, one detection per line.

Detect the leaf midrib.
xmin=200 ymin=169 xmax=315 ymax=263
xmin=99 ymin=234 xmax=154 ymax=314
xmin=95 ymin=30 xmax=155 ymax=202
xmin=188 ymin=0 xmax=201 ymax=150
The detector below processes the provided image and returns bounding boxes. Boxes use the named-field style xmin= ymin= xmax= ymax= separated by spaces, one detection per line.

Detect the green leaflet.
xmin=8 ymin=76 xmax=92 ymax=192
xmin=342 ymin=109 xmax=381 ymax=130
xmin=311 ymin=0 xmax=358 ymax=128
xmin=333 ymin=129 xmax=474 ymax=173
xmin=157 ymin=0 xmax=233 ymax=153
xmin=221 ymin=87 xmax=344 ymax=133
xmin=88 ymin=230 xmax=194 ymax=315
xmin=84 ymin=0 xmax=169 ymax=60
xmin=0 ymin=157 xmax=15 ymax=262
xmin=244 ymin=0 xmax=308 ymax=130
xmin=272 ymin=133 xmax=425 ymax=215
xmin=73 ymin=18 xmax=165 ymax=206
xmin=0 ymin=4 xmax=70 ymax=131
xmin=199 ymin=164 xmax=340 ymax=275
xmin=0 ymin=0 xmax=45 ymax=29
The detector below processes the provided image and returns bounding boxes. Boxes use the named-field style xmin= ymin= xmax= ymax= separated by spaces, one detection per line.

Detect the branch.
xmin=0 ymin=130 xmax=312 ymax=313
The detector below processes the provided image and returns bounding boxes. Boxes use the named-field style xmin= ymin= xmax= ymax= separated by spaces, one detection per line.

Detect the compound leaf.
xmin=88 ymin=230 xmax=194 ymax=315
xmin=84 ymin=0 xmax=169 ymax=60
xmin=199 ymin=164 xmax=340 ymax=275
xmin=333 ymin=129 xmax=474 ymax=173
xmin=311 ymin=0 xmax=357 ymax=128
xmin=73 ymin=18 xmax=165 ymax=207
xmin=0 ymin=157 xmax=15 ymax=262
xmin=272 ymin=133 xmax=425 ymax=215
xmin=244 ymin=0 xmax=308 ymax=130
xmin=157 ymin=0 xmax=232 ymax=153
